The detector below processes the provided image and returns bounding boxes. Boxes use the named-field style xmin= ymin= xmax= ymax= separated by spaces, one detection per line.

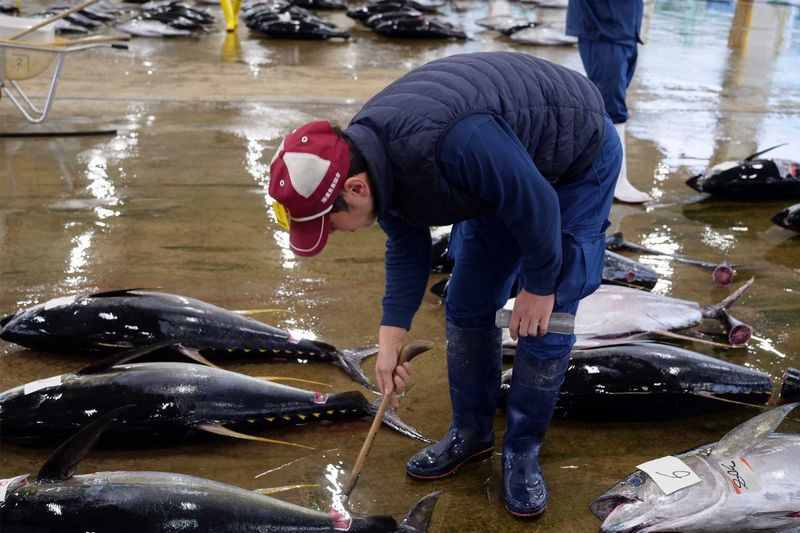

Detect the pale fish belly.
xmin=574 ymin=286 xmax=704 ymax=337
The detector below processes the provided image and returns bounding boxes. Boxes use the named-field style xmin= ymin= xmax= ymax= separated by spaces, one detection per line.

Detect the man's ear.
xmin=344 ymin=173 xmax=371 ymax=198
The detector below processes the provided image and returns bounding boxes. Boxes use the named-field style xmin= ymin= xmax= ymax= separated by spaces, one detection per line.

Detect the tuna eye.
xmin=627 ymin=472 xmax=646 ymax=487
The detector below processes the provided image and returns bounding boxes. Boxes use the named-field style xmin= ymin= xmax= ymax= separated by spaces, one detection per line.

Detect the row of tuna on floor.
xmin=0 ymin=281 xmax=798 ymax=530
xmin=11 ymin=0 xmax=579 ymax=43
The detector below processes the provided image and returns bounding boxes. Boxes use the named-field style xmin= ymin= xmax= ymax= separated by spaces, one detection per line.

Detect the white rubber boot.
xmin=613 ymin=122 xmax=650 ymax=204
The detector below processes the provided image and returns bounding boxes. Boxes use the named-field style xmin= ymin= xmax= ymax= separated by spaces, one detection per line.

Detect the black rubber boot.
xmin=406 ymin=322 xmax=501 ymax=479
xmin=502 ymin=351 xmax=570 ymax=518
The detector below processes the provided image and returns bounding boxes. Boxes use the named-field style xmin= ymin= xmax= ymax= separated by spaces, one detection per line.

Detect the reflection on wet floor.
xmin=1 ymin=0 xmax=800 ymax=531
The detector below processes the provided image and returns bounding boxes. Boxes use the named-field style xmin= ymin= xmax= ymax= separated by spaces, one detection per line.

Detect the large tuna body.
xmin=0 ymin=359 xmax=427 ymax=445
xmin=500 ymin=343 xmax=775 ymax=416
xmin=686 ymin=157 xmax=800 ymax=198
xmin=772 ymin=202 xmax=800 ymax=232
xmin=591 ymin=404 xmax=800 ymax=532
xmin=1 ymin=472 xmax=397 ymax=533
xmin=0 ymin=290 xmax=378 ymax=390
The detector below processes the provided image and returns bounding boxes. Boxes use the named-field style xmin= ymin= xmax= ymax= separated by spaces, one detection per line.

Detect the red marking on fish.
xmin=313 ymin=392 xmax=328 ymax=404
xmin=730 ymin=478 xmax=742 ymax=495
xmin=331 ymin=509 xmax=352 ymax=531
xmin=740 ymin=457 xmax=753 ymax=470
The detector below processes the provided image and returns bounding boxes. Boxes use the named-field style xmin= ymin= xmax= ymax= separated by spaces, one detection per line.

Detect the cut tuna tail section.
xmin=398 ymin=491 xmax=442 ymax=533
xmin=37 ymin=405 xmax=133 ymax=482
xmin=781 ymin=368 xmax=800 ymax=402
xmin=367 ymin=398 xmax=433 ymax=443
xmin=334 ymin=345 xmax=379 ymax=392
xmin=712 ymin=260 xmax=734 ymax=288
xmin=702 ymin=277 xmax=755 ymax=346
xmin=711 ymin=403 xmax=798 ymax=458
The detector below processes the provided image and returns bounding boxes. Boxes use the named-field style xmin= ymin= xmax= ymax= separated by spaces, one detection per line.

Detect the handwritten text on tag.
xmin=717 ymin=456 xmax=761 ymax=494
xmin=636 ymin=456 xmax=702 ymax=495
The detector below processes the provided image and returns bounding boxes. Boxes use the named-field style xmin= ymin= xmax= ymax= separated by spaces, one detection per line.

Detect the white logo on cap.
xmin=282 ymin=152 xmax=332 ymax=199
xmin=270 ymin=140 xmax=285 ymax=166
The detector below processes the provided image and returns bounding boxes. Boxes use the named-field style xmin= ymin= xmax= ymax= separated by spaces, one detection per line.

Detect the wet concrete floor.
xmin=2 ymin=0 xmax=800 ymax=531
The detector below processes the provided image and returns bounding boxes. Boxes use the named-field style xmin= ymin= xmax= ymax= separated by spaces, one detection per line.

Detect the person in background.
xmin=567 ymin=0 xmax=650 ymax=203
xmin=268 ymin=52 xmax=620 ymax=519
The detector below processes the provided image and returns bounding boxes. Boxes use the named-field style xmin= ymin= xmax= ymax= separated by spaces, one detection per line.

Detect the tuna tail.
xmin=334 ymin=345 xmax=379 ymax=392
xmin=429 ymin=278 xmax=449 ymax=299
xmin=37 ymin=405 xmax=132 ymax=482
xmin=744 ymin=142 xmax=787 ymax=161
xmin=781 ymin=368 xmax=800 ymax=402
xmin=398 ymin=491 xmax=442 ymax=533
xmin=710 ymin=402 xmax=798 ymax=458
xmin=367 ymin=397 xmax=433 ymax=443
xmin=702 ymin=277 xmax=755 ymax=346
xmin=604 ymin=232 xmax=626 ymax=250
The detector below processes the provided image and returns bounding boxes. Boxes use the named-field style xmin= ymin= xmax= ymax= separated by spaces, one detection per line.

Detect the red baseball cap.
xmin=268 ymin=121 xmax=350 ymax=257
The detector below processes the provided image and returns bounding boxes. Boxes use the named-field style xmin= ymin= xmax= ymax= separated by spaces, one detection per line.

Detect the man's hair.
xmin=332 ymin=127 xmax=369 ymax=213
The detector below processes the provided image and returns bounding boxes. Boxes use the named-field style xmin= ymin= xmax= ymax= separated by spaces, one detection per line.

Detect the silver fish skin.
xmin=591 ymin=404 xmax=800 ymax=533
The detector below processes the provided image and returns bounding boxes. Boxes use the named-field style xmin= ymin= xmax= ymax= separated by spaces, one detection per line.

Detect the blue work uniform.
xmin=344 ymin=52 xmax=620 ymax=360
xmin=566 ymin=0 xmax=644 ymax=124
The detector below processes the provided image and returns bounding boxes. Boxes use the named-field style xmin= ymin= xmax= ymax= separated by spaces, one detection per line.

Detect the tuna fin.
xmin=711 ymin=403 xmax=799 ymax=458
xmin=651 ymin=329 xmax=739 ymax=348
xmin=87 ymin=288 xmax=153 ymax=298
xmin=744 ymin=143 xmax=787 ymax=161
xmin=333 ymin=345 xmax=380 ymax=393
xmin=77 ymin=341 xmax=179 ymax=375
xmin=253 ymin=483 xmax=318 ymax=495
xmin=690 ymin=391 xmax=772 ymax=410
xmin=195 ymin=423 xmax=314 ymax=450
xmin=36 ymin=405 xmax=132 ymax=482
xmin=255 ymin=376 xmax=332 ymax=388
xmin=398 ymin=491 xmax=442 ymax=533
xmin=368 ymin=399 xmax=433 ymax=443
xmin=232 ymin=308 xmax=284 ymax=315
xmin=175 ymin=344 xmax=219 ymax=368
xmin=705 ymin=277 xmax=755 ymax=314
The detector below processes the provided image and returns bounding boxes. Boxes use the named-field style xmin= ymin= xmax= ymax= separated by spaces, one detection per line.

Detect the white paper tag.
xmin=717 ymin=456 xmax=761 ymax=494
xmin=43 ymin=295 xmax=77 ymax=310
xmin=23 ymin=375 xmax=62 ymax=395
xmin=637 ymin=456 xmax=702 ymax=495
xmin=0 ymin=474 xmax=29 ymax=502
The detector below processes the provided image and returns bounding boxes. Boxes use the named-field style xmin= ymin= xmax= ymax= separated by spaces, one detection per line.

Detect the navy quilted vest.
xmin=344 ymin=52 xmax=606 ymax=227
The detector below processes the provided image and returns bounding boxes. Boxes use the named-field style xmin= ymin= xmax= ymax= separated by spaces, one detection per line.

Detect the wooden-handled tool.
xmin=341 ymin=339 xmax=433 ymax=500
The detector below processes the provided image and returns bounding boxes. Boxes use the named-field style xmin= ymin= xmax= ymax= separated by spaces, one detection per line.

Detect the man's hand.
xmin=375 ymin=325 xmax=413 ymax=407
xmin=509 ymin=289 xmax=555 ymax=340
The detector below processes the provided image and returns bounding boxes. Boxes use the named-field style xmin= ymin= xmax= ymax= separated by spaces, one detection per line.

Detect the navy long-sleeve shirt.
xmin=566 ymin=0 xmax=644 ymax=45
xmin=379 ymin=114 xmax=561 ymax=329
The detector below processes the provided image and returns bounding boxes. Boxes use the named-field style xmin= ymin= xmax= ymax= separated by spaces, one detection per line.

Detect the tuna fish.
xmin=0 ymin=343 xmax=431 ymax=446
xmin=430 ymin=227 xmax=659 ymax=290
xmin=430 ymin=251 xmax=658 ymax=300
xmin=0 ymin=289 xmax=379 ymax=391
xmin=476 ymin=16 xmax=536 ymax=35
xmin=502 ymin=278 xmax=755 ymax=349
xmin=0 ymin=409 xmax=442 ymax=532
xmin=605 ymin=232 xmax=737 ymax=288
xmin=500 ymin=343 xmax=800 ymax=417
xmin=772 ymin=203 xmax=800 ymax=232
xmin=370 ymin=15 xmax=466 ymax=39
xmin=590 ymin=403 xmax=800 ymax=532
xmin=686 ymin=144 xmax=800 ymax=198
xmin=250 ymin=18 xmax=350 ymax=39
xmin=346 ymin=0 xmax=440 ymax=20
